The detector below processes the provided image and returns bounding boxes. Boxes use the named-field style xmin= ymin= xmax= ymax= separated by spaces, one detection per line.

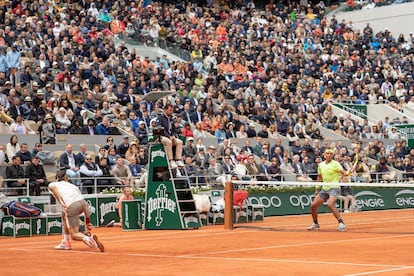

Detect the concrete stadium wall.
xmin=332 ymin=2 xmax=414 ymax=37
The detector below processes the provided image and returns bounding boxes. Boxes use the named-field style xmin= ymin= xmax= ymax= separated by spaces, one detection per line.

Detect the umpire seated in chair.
xmin=156 ymin=103 xmax=184 ymax=169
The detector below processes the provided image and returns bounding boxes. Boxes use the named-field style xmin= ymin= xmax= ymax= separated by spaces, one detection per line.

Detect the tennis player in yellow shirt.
xmin=308 ymin=148 xmax=352 ymax=231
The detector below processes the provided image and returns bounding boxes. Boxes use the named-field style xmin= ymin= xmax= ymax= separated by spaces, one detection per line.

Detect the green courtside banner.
xmin=97 ymin=196 xmax=118 ymax=226
xmin=395 ymin=124 xmax=414 ymax=148
xmin=122 ymin=200 xmax=142 ymax=231
xmin=246 ymin=188 xmax=414 ymax=216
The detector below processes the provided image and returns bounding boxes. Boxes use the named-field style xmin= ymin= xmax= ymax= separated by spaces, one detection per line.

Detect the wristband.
xmin=86 ymin=217 xmax=91 ymax=224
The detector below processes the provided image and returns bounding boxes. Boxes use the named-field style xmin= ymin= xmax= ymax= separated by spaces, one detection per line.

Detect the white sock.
xmin=63 ymin=234 xmax=70 ymax=242
xmin=83 ymin=236 xmax=90 ymax=243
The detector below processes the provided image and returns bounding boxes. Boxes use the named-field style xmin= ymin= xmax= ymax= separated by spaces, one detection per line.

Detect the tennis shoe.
xmin=169 ymin=160 xmax=177 ymax=169
xmin=337 ymin=222 xmax=347 ymax=232
xmin=92 ymin=234 xmax=105 ymax=252
xmin=106 ymin=220 xmax=115 ymax=227
xmin=83 ymin=236 xmax=95 ymax=248
xmin=307 ymin=223 xmax=320 ymax=230
xmin=55 ymin=240 xmax=71 ymax=250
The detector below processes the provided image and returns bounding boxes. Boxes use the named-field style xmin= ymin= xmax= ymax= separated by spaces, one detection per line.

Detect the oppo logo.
xmin=246 ymin=196 xmax=282 ymax=208
xmin=289 ymin=195 xmax=314 ymax=209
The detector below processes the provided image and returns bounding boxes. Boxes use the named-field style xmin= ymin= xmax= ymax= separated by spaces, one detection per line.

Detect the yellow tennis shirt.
xmin=317 ymin=159 xmax=342 ymax=190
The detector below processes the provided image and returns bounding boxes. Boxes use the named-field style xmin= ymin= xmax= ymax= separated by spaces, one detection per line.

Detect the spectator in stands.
xmin=222 ymin=155 xmax=235 ymax=176
xmin=376 ymin=156 xmax=396 ymax=182
xmin=117 ymin=111 xmax=132 ymax=133
xmin=292 ymin=155 xmax=313 ymax=182
xmin=31 ymin=143 xmax=43 ymax=159
xmin=135 ymin=121 xmax=149 ymax=145
xmin=6 ymin=134 xmax=20 ymax=159
xmin=42 ymin=114 xmax=56 ymax=144
xmin=104 ymin=136 xmax=117 ymax=152
xmin=125 ymin=143 xmax=139 ymax=163
xmin=9 ymin=97 xmax=25 ymax=121
xmin=214 ymin=122 xmax=227 ymax=143
xmin=55 ymin=107 xmax=72 ymax=130
xmin=117 ymin=135 xmax=130 ymax=158
xmin=80 ymin=154 xmax=103 ymax=194
xmin=6 ymin=156 xmax=26 ymax=195
xmin=15 ymin=143 xmax=31 ymax=165
xmin=183 ymin=137 xmax=197 ymax=158
xmin=236 ymin=124 xmax=248 ymax=138
xmin=280 ymin=156 xmax=295 ymax=173
xmin=96 ymin=116 xmax=112 ymax=135
xmin=245 ymin=154 xmax=261 ymax=179
xmin=111 ymin=156 xmax=132 ymax=187
xmin=9 ymin=115 xmax=29 ymax=134
xmin=97 ymin=157 xmax=115 ymax=189
xmin=59 ymin=144 xmax=82 ymax=186
xmin=27 ymin=155 xmax=49 ymax=196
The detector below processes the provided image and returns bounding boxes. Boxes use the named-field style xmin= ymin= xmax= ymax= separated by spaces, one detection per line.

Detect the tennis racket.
xmin=352 ymin=152 xmax=359 ymax=170
xmin=352 ymin=152 xmax=359 ymax=171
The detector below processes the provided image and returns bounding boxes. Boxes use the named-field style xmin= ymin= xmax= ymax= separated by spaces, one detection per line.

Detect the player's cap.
xmin=324 ymin=148 xmax=334 ymax=154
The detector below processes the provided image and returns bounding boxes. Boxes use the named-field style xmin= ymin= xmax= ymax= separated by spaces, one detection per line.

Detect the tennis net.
xmin=231 ymin=180 xmax=414 ymax=234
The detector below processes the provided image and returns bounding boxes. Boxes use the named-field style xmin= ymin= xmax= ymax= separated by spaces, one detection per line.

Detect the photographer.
xmin=156 ymin=103 xmax=184 ymax=169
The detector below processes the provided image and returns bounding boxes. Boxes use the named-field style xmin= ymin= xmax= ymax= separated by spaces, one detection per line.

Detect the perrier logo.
xmin=147 ymin=183 xmax=176 ymax=226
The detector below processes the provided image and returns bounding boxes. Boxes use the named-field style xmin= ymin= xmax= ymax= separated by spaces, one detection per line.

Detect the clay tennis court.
xmin=1 ymin=210 xmax=414 ymax=276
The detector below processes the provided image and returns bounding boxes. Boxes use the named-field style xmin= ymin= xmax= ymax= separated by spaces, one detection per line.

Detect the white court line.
xmin=1 ymin=247 xmax=109 ymax=255
xmin=2 ymin=243 xmax=414 ymax=273
xmin=0 ymin=228 xmax=231 ymax=247
xmin=1 ymin=246 xmax=410 ymax=271
xmin=125 ymin=253 xmax=413 ymax=269
xmin=178 ymin=234 xmax=414 ymax=257
xmin=344 ymin=266 xmax=414 ymax=276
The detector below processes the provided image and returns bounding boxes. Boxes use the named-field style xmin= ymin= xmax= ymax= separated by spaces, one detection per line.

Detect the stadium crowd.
xmin=0 ymin=0 xmax=413 ymax=193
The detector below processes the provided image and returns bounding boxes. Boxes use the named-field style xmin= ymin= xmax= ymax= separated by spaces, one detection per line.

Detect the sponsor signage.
xmin=85 ymin=197 xmax=98 ymax=226
xmin=122 ymin=200 xmax=142 ymax=231
xmin=247 ymin=188 xmax=414 ymax=216
xmin=47 ymin=216 xmax=63 ymax=235
xmin=85 ymin=195 xmax=118 ymax=226
xmin=15 ymin=218 xmax=31 ymax=237
xmin=395 ymin=124 xmax=414 ymax=147
xmin=32 ymin=217 xmax=47 ymax=235
xmin=1 ymin=216 xmax=15 ymax=236
xmin=97 ymin=196 xmax=118 ymax=226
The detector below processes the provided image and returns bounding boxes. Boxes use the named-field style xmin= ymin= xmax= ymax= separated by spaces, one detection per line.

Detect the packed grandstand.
xmin=0 ymin=0 xmax=413 ymax=195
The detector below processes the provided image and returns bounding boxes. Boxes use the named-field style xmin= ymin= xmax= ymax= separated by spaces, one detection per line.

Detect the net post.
xmin=224 ymin=181 xmax=233 ymax=230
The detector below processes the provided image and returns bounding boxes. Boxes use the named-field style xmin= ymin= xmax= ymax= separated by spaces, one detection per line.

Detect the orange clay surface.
xmin=1 ymin=214 xmax=414 ymax=276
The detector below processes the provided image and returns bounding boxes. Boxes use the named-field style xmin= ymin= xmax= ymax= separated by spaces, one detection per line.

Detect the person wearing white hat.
xmin=42 ymin=114 xmax=56 ymax=144
xmin=55 ymin=107 xmax=72 ymax=130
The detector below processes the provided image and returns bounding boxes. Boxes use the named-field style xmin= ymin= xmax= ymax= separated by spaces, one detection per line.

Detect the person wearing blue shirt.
xmin=214 ymin=123 xmax=226 ymax=144
xmin=96 ymin=116 xmax=112 ymax=135
xmin=6 ymin=45 xmax=21 ymax=70
xmin=0 ymin=52 xmax=7 ymax=73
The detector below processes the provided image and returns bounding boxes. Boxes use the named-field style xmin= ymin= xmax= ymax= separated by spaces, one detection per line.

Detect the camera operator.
xmin=156 ymin=103 xmax=184 ymax=169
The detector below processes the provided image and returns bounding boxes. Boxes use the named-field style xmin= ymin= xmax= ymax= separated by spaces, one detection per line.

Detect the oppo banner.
xmin=245 ymin=188 xmax=414 ymax=216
